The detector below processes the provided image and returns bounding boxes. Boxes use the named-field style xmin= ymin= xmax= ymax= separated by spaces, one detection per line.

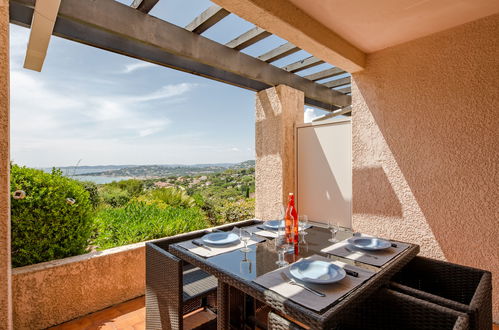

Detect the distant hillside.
xmin=74 ymin=160 xmax=255 ymax=178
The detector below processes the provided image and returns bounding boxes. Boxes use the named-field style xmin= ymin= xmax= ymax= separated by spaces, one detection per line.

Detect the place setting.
xmin=176 ymin=228 xmax=265 ymax=258
xmin=320 ymin=228 xmax=410 ymax=267
xmin=253 ymin=254 xmax=375 ymax=312
xmin=245 ymin=215 xmax=312 ymax=238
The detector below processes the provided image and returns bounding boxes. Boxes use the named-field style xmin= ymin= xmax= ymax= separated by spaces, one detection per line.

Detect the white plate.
xmin=347 ymin=237 xmax=391 ymax=250
xmin=264 ymin=220 xmax=285 ymax=230
xmin=289 ymin=260 xmax=346 ymax=284
xmin=201 ymin=232 xmax=240 ymax=246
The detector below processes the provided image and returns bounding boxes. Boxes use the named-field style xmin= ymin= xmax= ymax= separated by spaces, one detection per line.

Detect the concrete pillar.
xmin=0 ymin=0 xmax=12 ymax=328
xmin=255 ymin=85 xmax=304 ymax=220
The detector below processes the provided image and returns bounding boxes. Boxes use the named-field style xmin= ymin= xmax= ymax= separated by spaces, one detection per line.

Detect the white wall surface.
xmin=296 ymin=118 xmax=352 ymax=228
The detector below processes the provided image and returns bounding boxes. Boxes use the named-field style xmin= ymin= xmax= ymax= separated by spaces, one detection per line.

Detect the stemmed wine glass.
xmin=328 ymin=219 xmax=340 ymax=243
xmin=275 ymin=225 xmax=290 ymax=267
xmin=299 ymin=215 xmax=308 ymax=235
xmin=239 ymin=229 xmax=251 ymax=252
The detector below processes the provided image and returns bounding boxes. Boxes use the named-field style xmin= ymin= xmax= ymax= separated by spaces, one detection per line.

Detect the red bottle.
xmin=285 ymin=193 xmax=299 ymax=250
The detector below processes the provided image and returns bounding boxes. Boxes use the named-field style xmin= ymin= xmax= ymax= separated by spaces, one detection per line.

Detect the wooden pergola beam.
xmin=337 ymin=86 xmax=351 ymax=94
xmin=225 ymin=26 xmax=271 ymax=50
xmin=10 ymin=0 xmax=350 ymax=110
xmin=23 ymin=0 xmax=60 ymax=71
xmin=322 ymin=76 xmax=350 ymax=88
xmin=282 ymin=56 xmax=323 ymax=73
xmin=257 ymin=42 xmax=299 ymax=63
xmin=185 ymin=4 xmax=230 ymax=34
xmin=304 ymin=67 xmax=344 ymax=82
xmin=130 ymin=0 xmax=159 ymax=14
xmin=313 ymin=106 xmax=352 ymax=122
xmin=212 ymin=0 xmax=366 ymax=72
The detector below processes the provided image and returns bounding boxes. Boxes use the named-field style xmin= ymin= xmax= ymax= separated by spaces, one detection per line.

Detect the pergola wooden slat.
xmin=282 ymin=56 xmax=324 ymax=73
xmin=225 ymin=26 xmax=271 ymax=50
xmin=323 ymin=77 xmax=351 ymax=88
xmin=257 ymin=42 xmax=300 ymax=63
xmin=304 ymin=67 xmax=345 ymax=82
xmin=131 ymin=0 xmax=159 ymax=14
xmin=9 ymin=0 xmax=352 ymax=111
xmin=185 ymin=4 xmax=230 ymax=34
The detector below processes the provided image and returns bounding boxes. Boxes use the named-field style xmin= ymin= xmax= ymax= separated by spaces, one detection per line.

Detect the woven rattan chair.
xmin=267 ymin=311 xmax=306 ymax=330
xmin=390 ymin=256 xmax=492 ymax=330
xmin=146 ymin=219 xmax=261 ymax=330
xmin=145 ymin=241 xmax=217 ymax=330
xmin=336 ymin=288 xmax=470 ymax=330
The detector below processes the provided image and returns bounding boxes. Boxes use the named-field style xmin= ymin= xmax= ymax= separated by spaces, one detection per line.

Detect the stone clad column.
xmin=0 ymin=0 xmax=11 ymax=328
xmin=255 ymin=85 xmax=304 ymax=220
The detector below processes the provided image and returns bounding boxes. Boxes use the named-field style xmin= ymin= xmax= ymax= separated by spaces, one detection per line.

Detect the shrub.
xmin=10 ymin=165 xmax=93 ymax=267
xmin=105 ymin=179 xmax=144 ymax=197
xmin=138 ymin=187 xmax=196 ymax=208
xmin=93 ymin=201 xmax=208 ymax=249
xmin=216 ymin=198 xmax=255 ymax=224
xmin=79 ymin=180 xmax=100 ymax=209
xmin=100 ymin=186 xmax=131 ymax=207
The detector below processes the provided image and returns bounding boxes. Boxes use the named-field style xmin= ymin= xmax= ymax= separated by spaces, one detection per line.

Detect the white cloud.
xmin=121 ymin=62 xmax=156 ymax=74
xmin=230 ymin=147 xmax=240 ymax=152
xmin=304 ymin=108 xmax=321 ymax=123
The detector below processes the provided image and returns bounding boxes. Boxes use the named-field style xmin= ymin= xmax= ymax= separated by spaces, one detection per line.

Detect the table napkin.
xmin=176 ymin=229 xmax=265 ymax=258
xmin=253 ymin=254 xmax=375 ymax=312
xmin=321 ymin=235 xmax=410 ymax=267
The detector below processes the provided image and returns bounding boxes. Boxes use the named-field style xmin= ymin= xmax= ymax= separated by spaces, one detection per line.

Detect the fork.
xmin=280 ymin=272 xmax=325 ymax=297
xmin=344 ymin=246 xmax=378 ymax=260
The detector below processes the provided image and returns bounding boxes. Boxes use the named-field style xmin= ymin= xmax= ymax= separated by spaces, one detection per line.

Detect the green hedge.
xmin=93 ymin=201 xmax=209 ymax=250
xmin=10 ymin=165 xmax=93 ymax=267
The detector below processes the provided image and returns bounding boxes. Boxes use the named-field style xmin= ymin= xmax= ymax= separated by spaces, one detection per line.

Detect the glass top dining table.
xmin=168 ymin=220 xmax=419 ymax=329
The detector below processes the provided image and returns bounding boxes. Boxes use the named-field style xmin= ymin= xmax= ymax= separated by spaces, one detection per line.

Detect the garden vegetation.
xmin=10 ymin=164 xmax=255 ymax=267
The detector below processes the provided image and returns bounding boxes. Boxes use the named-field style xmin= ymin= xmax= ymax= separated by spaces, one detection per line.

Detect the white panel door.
xmin=296 ymin=119 xmax=352 ymax=228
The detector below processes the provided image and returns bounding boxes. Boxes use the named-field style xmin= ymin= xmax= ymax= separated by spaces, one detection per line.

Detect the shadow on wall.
xmin=351 ymin=14 xmax=499 ymax=321
xmin=352 ymin=167 xmax=402 ymax=218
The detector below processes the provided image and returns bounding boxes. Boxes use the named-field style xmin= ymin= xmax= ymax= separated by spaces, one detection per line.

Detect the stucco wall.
xmin=12 ymin=243 xmax=145 ymax=329
xmin=255 ymin=85 xmax=304 ymax=219
xmin=0 ymin=0 xmax=12 ymax=328
xmin=352 ymin=14 xmax=499 ymax=321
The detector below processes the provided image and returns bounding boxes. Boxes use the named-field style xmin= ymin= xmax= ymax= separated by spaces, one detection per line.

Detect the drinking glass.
xmin=240 ymin=252 xmax=252 ymax=275
xmin=299 ymin=215 xmax=309 ymax=235
xmin=275 ymin=226 xmax=290 ymax=267
xmin=239 ymin=229 xmax=251 ymax=252
xmin=328 ymin=219 xmax=340 ymax=243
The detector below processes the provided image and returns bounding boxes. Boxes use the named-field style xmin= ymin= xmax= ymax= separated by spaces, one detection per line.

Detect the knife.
xmin=345 ymin=269 xmax=359 ymax=277
xmin=257 ymin=226 xmax=275 ymax=231
xmin=192 ymin=240 xmax=211 ymax=250
xmin=280 ymin=272 xmax=325 ymax=297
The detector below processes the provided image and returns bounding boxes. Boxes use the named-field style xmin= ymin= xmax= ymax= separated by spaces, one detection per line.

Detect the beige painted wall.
xmin=0 ymin=0 xmax=12 ymax=328
xmin=12 ymin=243 xmax=145 ymax=329
xmin=255 ymin=85 xmax=304 ymax=219
xmin=352 ymin=13 xmax=499 ymax=321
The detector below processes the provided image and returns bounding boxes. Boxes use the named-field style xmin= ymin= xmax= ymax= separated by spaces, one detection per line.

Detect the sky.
xmin=9 ymin=0 xmax=335 ymax=168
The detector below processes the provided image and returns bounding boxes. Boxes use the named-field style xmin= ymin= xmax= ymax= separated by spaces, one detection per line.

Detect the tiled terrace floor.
xmin=49 ymin=296 xmax=499 ymax=330
xmin=49 ymin=296 xmax=216 ymax=330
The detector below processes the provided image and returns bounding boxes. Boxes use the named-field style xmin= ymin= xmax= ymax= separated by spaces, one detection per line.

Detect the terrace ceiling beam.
xmin=130 ymin=0 xmax=159 ymax=14
xmin=212 ymin=0 xmax=366 ymax=72
xmin=322 ymin=76 xmax=350 ymax=88
xmin=185 ymin=4 xmax=230 ymax=34
xmin=257 ymin=42 xmax=299 ymax=63
xmin=282 ymin=56 xmax=323 ymax=73
xmin=9 ymin=0 xmax=350 ymax=111
xmin=23 ymin=0 xmax=61 ymax=71
xmin=304 ymin=67 xmax=344 ymax=82
xmin=225 ymin=26 xmax=271 ymax=50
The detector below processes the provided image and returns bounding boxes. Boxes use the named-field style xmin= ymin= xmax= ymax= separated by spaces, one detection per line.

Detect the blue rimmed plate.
xmin=347 ymin=237 xmax=391 ymax=250
xmin=289 ymin=260 xmax=346 ymax=284
xmin=264 ymin=220 xmax=285 ymax=230
xmin=201 ymin=232 xmax=240 ymax=246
